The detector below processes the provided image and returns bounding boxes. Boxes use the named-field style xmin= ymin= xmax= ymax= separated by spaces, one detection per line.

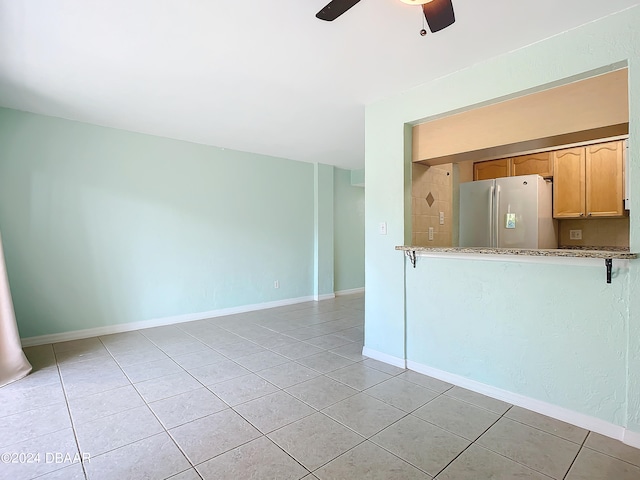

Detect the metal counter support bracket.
xmin=406 ymin=250 xmax=417 ymax=268
xmin=605 ymin=258 xmax=612 ymax=284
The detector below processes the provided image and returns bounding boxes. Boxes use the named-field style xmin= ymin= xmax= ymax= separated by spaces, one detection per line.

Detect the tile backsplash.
xmin=558 ymin=217 xmax=630 ymax=248
xmin=412 ymin=163 xmax=453 ymax=246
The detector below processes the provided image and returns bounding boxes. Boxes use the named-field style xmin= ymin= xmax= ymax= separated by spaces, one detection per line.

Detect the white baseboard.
xmin=624 ymin=429 xmax=640 ymax=449
xmin=362 ymin=347 xmax=407 ymax=369
xmin=407 ymin=361 xmax=640 ymax=449
xmin=21 ymin=295 xmax=317 ymax=347
xmin=314 ymin=293 xmax=336 ymax=301
xmin=335 ymin=287 xmax=365 ymax=296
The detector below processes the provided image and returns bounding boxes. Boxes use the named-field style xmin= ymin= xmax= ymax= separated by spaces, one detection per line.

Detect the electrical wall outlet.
xmin=274 ymin=280 xmax=279 ymax=289
xmin=379 ymin=222 xmax=387 ymax=235
xmin=569 ymin=229 xmax=582 ymax=240
xmin=439 ymin=212 xmax=445 ymax=225
xmin=428 ymin=227 xmax=434 ymax=241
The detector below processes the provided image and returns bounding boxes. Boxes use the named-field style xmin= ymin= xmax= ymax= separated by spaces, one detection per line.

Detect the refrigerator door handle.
xmin=495 ymin=185 xmax=501 ymax=248
xmin=489 ymin=185 xmax=495 ymax=247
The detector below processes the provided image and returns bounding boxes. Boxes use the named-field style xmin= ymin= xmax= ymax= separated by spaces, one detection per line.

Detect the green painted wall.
xmin=350 ymin=169 xmax=365 ymax=187
xmin=313 ymin=163 xmax=335 ymax=298
xmin=0 ymin=108 xmax=316 ymax=338
xmin=365 ymin=6 xmax=640 ymax=433
xmin=406 ymin=258 xmax=629 ymax=425
xmin=334 ymin=168 xmax=365 ymax=292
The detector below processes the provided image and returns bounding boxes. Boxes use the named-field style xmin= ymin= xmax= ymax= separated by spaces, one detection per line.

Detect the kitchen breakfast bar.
xmin=396 ymin=246 xmax=637 ymax=283
xmin=384 ymin=244 xmax=640 ymax=447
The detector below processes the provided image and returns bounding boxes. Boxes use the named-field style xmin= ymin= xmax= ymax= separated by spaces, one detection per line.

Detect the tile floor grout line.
xmin=578 ymin=443 xmax=640 ymax=468
xmin=306 ymin=436 xmax=370 ymax=476
xmin=75 ymin=337 xmax=185 ymax=471
xmin=169 ymin=467 xmax=205 ymax=480
xmin=229 ymin=389 xmax=320 ymax=435
xmin=211 ymin=433 xmax=313 ymax=478
xmin=87 ymin=336 xmax=217 ymax=473
xmin=439 ymin=390 xmax=509 ymax=415
xmin=140 ymin=332 xmax=213 ymax=360
xmin=74 ymin=432 xmax=172 ymax=469
xmin=287 ymin=352 xmax=362 ymax=374
xmin=261 ymin=321 xmax=361 ymax=339
xmin=129 ymin=335 xmax=258 ymax=405
xmin=502 ymin=414 xmax=589 ymax=446
xmin=53 ymin=343 xmax=89 ymax=480
xmin=285 ymin=394 xmax=361 ymax=412
xmin=175 ymin=325 xmax=243 ymax=354
xmin=165 ymin=426 xmax=200 ymax=470
xmin=211 ymin=313 xmax=359 ymax=338
xmin=151 ymin=373 xmax=221 ymax=475
xmin=321 ymin=405 xmax=414 ymax=442
xmin=467 ymin=407 xmax=564 ymax=480
xmin=140 ymin=357 xmax=255 ymax=476
xmin=182 ymin=391 xmax=320 ymax=473
xmin=357 ymin=389 xmax=433 ymax=416
xmin=365 ymin=406 xmax=477 ymax=479
xmin=147 ymin=346 xmax=356 ymax=474
xmin=207 ymin=372 xmax=284 ymax=402
xmin=0 ymin=397 xmax=69 ymax=422
xmin=280 ymin=410 xmax=370 ymax=477
xmin=561 ymin=430 xmax=590 ymax=480
xmin=433 ymin=404 xmax=516 ymax=479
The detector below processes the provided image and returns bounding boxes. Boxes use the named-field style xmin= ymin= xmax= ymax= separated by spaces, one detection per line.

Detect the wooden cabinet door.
xmin=553 ymin=147 xmax=585 ymax=218
xmin=473 ymin=159 xmax=510 ymax=181
xmin=586 ymin=141 xmax=624 ymax=217
xmin=511 ymin=152 xmax=553 ymax=178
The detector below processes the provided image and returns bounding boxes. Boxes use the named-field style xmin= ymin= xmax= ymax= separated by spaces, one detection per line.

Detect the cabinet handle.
xmin=588 ymin=213 xmax=592 ymax=216
xmin=580 ymin=213 xmax=584 ymax=216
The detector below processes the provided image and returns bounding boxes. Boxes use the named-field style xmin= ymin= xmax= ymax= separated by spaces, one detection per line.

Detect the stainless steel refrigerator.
xmin=459 ymin=174 xmax=557 ymax=249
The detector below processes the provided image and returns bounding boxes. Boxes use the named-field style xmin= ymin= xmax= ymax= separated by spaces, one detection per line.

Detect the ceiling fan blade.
xmin=316 ymin=0 xmax=362 ymax=21
xmin=422 ymin=0 xmax=455 ymax=33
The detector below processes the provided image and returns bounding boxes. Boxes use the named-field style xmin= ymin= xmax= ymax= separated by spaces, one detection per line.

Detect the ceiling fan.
xmin=316 ymin=0 xmax=455 ymax=34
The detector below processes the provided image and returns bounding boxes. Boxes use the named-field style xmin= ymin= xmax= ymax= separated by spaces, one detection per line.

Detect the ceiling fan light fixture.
xmin=400 ymin=0 xmax=433 ymax=5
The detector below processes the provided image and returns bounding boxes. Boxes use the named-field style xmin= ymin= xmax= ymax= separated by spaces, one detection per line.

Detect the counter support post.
xmin=605 ymin=258 xmax=613 ymax=284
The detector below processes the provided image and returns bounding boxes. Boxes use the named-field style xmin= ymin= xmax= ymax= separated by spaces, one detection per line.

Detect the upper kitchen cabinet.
xmin=474 ymin=152 xmax=554 ymax=181
xmin=473 ymin=159 xmax=510 ymax=181
xmin=553 ymin=141 xmax=625 ymax=218
xmin=553 ymin=147 xmax=585 ymax=218
xmin=586 ymin=141 xmax=624 ymax=217
xmin=511 ymin=152 xmax=553 ymax=178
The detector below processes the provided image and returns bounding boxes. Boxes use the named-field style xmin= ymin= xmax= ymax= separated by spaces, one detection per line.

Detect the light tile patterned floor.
xmin=1 ymin=293 xmax=640 ymax=479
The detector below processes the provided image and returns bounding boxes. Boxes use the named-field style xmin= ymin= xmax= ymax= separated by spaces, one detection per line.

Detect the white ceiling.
xmin=1 ymin=1 xmax=639 ymax=170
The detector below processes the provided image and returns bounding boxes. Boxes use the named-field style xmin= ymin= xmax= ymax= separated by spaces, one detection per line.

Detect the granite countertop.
xmin=558 ymin=245 xmax=630 ymax=252
xmin=395 ymin=246 xmax=637 ymax=260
